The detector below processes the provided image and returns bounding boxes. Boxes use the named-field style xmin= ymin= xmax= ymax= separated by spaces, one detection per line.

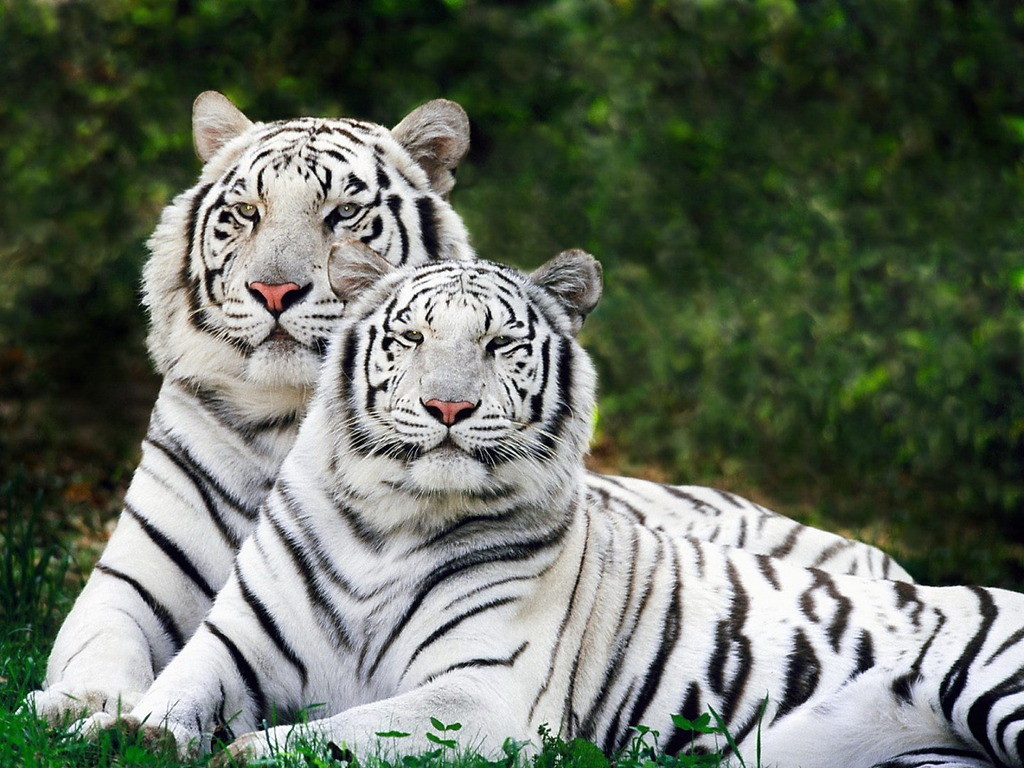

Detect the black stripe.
xmin=529 ymin=510 xmax=591 ymax=723
xmin=894 ymin=581 xmax=926 ymax=627
xmin=375 ymin=160 xmax=392 ymax=190
xmin=774 ymin=628 xmax=821 ymax=720
xmin=267 ymin=497 xmax=354 ymax=650
xmin=662 ymin=682 xmax=703 ymax=756
xmin=986 ymin=625 xmax=1024 ymax=665
xmin=366 ymin=527 xmax=568 ymax=680
xmin=617 ymin=538 xmax=683 ymax=750
xmin=662 ymin=486 xmax=723 ymax=517
xmin=577 ymin=526 xmax=649 ymax=740
xmin=124 ymin=502 xmax=217 ymax=599
xmin=204 ymin=620 xmax=267 ymax=724
xmin=404 ymin=596 xmax=518 ymax=673
xmin=965 ymin=658 xmax=1024 ymax=762
xmin=798 ymin=570 xmax=852 ymax=653
xmin=707 ymin=561 xmax=753 ymax=722
xmin=871 ymin=747 xmax=990 ymax=768
xmin=386 ymin=194 xmax=409 ymax=265
xmin=144 ymin=436 xmax=240 ymax=547
xmin=755 ymin=555 xmax=781 ymax=590
xmin=811 ymin=539 xmax=852 ymax=569
xmin=853 ymin=629 xmax=875 ymax=678
xmin=235 ymin=565 xmax=309 ymax=688
xmin=150 ymin=413 xmax=261 ymax=518
xmin=415 ymin=197 xmax=441 ymax=260
xmin=535 ymin=338 xmax=575 ymax=459
xmin=940 ymin=587 xmax=997 ymax=721
xmin=289 ymin=511 xmax=365 ymax=600
xmin=768 ymin=526 xmax=800 ymax=559
xmin=423 ymin=642 xmax=528 ymax=685
xmin=183 ymin=183 xmax=214 ymax=329
xmin=58 ymin=629 xmax=108 ymax=677
xmin=95 ymin=563 xmax=183 ymax=651
xmin=714 ymin=490 xmax=745 ymax=508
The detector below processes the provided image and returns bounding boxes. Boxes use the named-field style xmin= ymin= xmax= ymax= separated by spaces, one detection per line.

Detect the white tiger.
xmin=27 ymin=91 xmax=474 ymax=723
xmin=88 ymin=247 xmax=1018 ymax=768
xmin=29 ymin=93 xmax=908 ymax=727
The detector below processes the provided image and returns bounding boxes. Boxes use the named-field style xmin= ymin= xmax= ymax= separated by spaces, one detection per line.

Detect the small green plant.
xmin=535 ymin=724 xmax=609 ymax=768
xmin=0 ymin=476 xmax=71 ymax=633
xmin=426 ymin=717 xmax=463 ymax=750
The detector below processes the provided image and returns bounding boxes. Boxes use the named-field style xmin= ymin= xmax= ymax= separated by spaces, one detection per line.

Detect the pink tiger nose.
xmin=248 ymin=281 xmax=304 ymax=316
xmin=422 ymin=399 xmax=478 ymax=426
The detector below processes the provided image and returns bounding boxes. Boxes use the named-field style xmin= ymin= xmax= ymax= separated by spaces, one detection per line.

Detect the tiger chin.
xmin=85 ymin=245 xmax=1024 ymax=768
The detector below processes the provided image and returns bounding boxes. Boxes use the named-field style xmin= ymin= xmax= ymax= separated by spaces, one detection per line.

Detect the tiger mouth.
xmin=262 ymin=326 xmax=297 ymax=345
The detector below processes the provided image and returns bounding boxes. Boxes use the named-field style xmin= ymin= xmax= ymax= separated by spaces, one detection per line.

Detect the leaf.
xmin=670 ymin=712 xmax=714 ymax=734
xmin=429 ymin=716 xmax=445 ymax=731
xmin=426 ymin=732 xmax=457 ymax=748
xmin=568 ymin=738 xmax=609 ymax=768
xmin=375 ymin=730 xmax=411 ymax=738
xmin=707 ymin=706 xmax=744 ymax=768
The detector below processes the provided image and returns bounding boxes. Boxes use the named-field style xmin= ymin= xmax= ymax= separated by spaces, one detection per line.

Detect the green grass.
xmin=0 ymin=477 xmax=742 ymax=768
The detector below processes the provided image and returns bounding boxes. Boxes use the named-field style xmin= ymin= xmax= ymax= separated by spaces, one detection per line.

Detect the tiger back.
xmin=95 ymin=248 xmax=1023 ymax=768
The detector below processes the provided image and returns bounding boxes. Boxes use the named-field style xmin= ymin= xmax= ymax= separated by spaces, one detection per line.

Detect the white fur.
xmin=92 ymin=259 xmax=1022 ymax=768
xmin=35 ymin=93 xmax=909 ymax=734
xmin=27 ymin=95 xmax=474 ymax=726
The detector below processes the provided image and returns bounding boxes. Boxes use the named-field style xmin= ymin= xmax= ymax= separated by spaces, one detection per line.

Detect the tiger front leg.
xmin=223 ymin=670 xmax=529 ymax=765
xmin=87 ymin=617 xmax=287 ymax=758
xmin=23 ymin=574 xmax=173 ymax=726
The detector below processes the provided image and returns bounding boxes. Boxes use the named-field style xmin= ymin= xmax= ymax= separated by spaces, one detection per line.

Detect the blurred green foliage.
xmin=1 ymin=0 xmax=1022 ymax=584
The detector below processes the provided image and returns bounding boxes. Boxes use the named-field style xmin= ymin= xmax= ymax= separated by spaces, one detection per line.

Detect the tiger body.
xmin=97 ymin=252 xmax=1021 ymax=768
xmin=31 ymin=93 xmax=907 ymax=726
xmin=585 ymin=473 xmax=906 ymax=580
xmin=29 ymin=92 xmax=475 ymax=721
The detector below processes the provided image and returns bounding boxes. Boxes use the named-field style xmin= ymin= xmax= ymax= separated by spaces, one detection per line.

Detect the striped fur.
xmin=91 ymin=254 xmax=1023 ymax=768
xmin=32 ymin=93 xmax=906 ymax=726
xmin=27 ymin=92 xmax=474 ymax=724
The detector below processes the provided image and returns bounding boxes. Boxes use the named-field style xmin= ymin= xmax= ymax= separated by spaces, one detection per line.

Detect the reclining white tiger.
xmin=86 ymin=246 xmax=1022 ymax=768
xmin=27 ymin=92 xmax=909 ymax=726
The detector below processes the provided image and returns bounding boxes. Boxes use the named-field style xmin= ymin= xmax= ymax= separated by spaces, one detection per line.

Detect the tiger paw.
xmin=213 ymin=731 xmax=263 ymax=767
xmin=80 ymin=710 xmax=198 ymax=758
xmin=22 ymin=685 xmax=145 ymax=727
xmin=214 ymin=725 xmax=293 ymax=766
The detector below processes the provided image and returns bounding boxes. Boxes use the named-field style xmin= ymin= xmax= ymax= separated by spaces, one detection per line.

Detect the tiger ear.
xmin=530 ymin=249 xmax=603 ymax=335
xmin=193 ymin=91 xmax=253 ymax=163
xmin=328 ymin=238 xmax=396 ymax=303
xmin=392 ymin=99 xmax=470 ymax=200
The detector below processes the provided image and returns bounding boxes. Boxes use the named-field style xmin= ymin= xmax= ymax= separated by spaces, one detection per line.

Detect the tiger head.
xmin=143 ymin=92 xmax=472 ymax=409
xmin=314 ymin=240 xmax=601 ymax=526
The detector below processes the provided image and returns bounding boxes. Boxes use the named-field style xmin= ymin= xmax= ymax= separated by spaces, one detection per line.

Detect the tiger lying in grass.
xmin=87 ymin=244 xmax=1021 ymax=768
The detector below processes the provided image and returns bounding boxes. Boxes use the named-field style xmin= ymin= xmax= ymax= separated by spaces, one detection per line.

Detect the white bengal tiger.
xmin=27 ymin=91 xmax=474 ymax=723
xmin=28 ymin=93 xmax=908 ymax=727
xmin=87 ymin=246 xmax=1021 ymax=768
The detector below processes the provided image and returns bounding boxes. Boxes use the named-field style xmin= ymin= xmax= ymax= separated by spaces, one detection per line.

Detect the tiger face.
xmin=143 ymin=92 xmax=471 ymax=401
xmin=320 ymin=241 xmax=602 ymax=525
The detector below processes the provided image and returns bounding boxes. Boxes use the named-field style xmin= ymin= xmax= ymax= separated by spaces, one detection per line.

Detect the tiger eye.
xmin=487 ymin=335 xmax=515 ymax=352
xmin=402 ymin=330 xmax=424 ymax=343
xmin=236 ymin=203 xmax=259 ymax=220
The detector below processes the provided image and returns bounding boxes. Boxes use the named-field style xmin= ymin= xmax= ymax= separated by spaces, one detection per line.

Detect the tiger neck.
xmin=288 ymin=420 xmax=584 ymax=543
xmin=170 ymin=373 xmax=311 ymax=428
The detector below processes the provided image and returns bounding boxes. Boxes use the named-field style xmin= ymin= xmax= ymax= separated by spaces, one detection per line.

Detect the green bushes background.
xmin=1 ymin=0 xmax=1022 ymax=586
